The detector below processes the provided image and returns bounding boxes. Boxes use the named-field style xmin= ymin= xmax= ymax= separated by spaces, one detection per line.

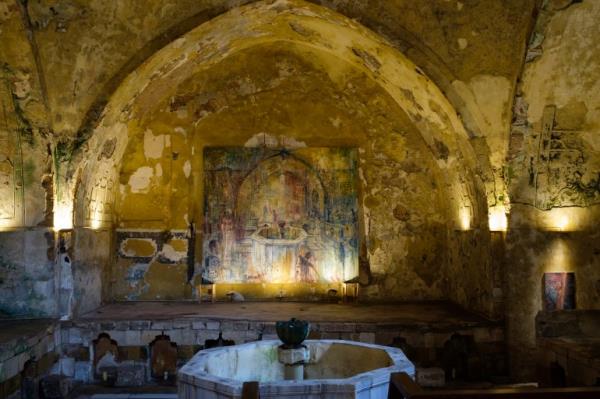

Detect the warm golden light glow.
xmin=543 ymin=238 xmax=573 ymax=273
xmin=555 ymin=214 xmax=570 ymax=231
xmin=53 ymin=203 xmax=73 ymax=231
xmin=488 ymin=206 xmax=508 ymax=232
xmin=459 ymin=207 xmax=471 ymax=231
xmin=0 ymin=219 xmax=17 ymax=231
xmin=90 ymin=211 xmax=102 ymax=229
xmin=542 ymin=208 xmax=578 ymax=231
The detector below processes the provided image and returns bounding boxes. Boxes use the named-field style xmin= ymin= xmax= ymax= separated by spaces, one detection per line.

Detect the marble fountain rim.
xmin=177 ymin=339 xmax=415 ymax=395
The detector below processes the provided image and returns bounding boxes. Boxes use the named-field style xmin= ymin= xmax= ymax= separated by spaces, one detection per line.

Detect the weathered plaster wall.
xmin=71 ymin=227 xmax=111 ymax=316
xmin=12 ymin=0 xmax=600 ymax=384
xmin=17 ymin=0 xmax=535 ymax=238
xmin=0 ymin=0 xmax=53 ymax=228
xmin=446 ymin=229 xmax=506 ymax=320
xmin=52 ymin=0 xmax=508 ymax=313
xmin=505 ymin=0 xmax=600 ymax=381
xmin=0 ymin=229 xmax=55 ymax=317
xmin=111 ymin=44 xmax=454 ymax=302
xmin=21 ymin=0 xmax=534 ymax=140
xmin=0 ymin=0 xmax=59 ymax=317
xmin=0 ymin=0 xmax=539 ymax=317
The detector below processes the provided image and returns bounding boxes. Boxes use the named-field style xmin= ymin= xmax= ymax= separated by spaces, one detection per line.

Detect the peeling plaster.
xmin=143 ymin=130 xmax=165 ymax=159
xmin=128 ymin=166 xmax=154 ymax=193
xmin=160 ymin=242 xmax=187 ymax=263
xmin=59 ymin=0 xmax=492 ymax=307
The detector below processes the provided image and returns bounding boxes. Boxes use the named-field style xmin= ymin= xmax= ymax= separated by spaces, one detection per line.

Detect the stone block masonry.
xmin=0 ymin=307 xmax=506 ymax=397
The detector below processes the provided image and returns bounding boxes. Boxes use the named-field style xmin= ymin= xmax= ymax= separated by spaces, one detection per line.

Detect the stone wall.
xmin=71 ymin=227 xmax=112 ymax=317
xmin=58 ymin=316 xmax=504 ymax=386
xmin=535 ymin=310 xmax=600 ymax=387
xmin=0 ymin=229 xmax=56 ymax=317
xmin=5 ymin=0 xmax=600 ymax=384
xmin=0 ymin=321 xmax=59 ymax=398
xmin=0 ymin=312 xmax=505 ymax=397
xmin=505 ymin=0 xmax=600 ymax=381
xmin=0 ymin=0 xmax=539 ymax=319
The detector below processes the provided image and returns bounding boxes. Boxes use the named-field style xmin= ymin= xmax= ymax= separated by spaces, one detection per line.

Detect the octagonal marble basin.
xmin=178 ymin=340 xmax=414 ymax=399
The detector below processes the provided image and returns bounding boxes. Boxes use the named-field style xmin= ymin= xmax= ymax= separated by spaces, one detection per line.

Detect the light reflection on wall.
xmin=90 ymin=208 xmax=103 ymax=230
xmin=543 ymin=238 xmax=573 ymax=273
xmin=555 ymin=214 xmax=570 ymax=232
xmin=0 ymin=218 xmax=16 ymax=231
xmin=540 ymin=208 xmax=578 ymax=231
xmin=53 ymin=202 xmax=74 ymax=231
xmin=488 ymin=205 xmax=508 ymax=232
xmin=459 ymin=207 xmax=471 ymax=231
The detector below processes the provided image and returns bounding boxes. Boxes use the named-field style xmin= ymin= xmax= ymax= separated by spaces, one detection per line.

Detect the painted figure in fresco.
xmin=203 ymin=239 xmax=220 ymax=282
xmin=219 ymin=211 xmax=235 ymax=271
xmin=296 ymin=250 xmax=319 ymax=283
xmin=203 ymin=256 xmax=220 ymax=282
xmin=204 ymin=148 xmax=359 ymax=288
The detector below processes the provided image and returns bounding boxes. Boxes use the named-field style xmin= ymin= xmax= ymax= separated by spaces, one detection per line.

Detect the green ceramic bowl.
xmin=275 ymin=318 xmax=310 ymax=348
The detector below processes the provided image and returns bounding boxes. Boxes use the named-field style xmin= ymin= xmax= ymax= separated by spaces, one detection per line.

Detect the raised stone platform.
xmin=78 ymin=301 xmax=493 ymax=325
xmin=536 ymin=310 xmax=600 ymax=387
xmin=1 ymin=301 xmax=506 ymax=397
xmin=0 ymin=319 xmax=59 ymax=398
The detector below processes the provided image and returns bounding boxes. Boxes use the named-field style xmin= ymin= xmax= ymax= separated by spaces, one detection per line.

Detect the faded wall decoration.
xmin=543 ymin=272 xmax=575 ymax=311
xmin=0 ymin=77 xmax=24 ymax=227
xmin=203 ymin=147 xmax=358 ymax=287
xmin=512 ymin=105 xmax=600 ymax=209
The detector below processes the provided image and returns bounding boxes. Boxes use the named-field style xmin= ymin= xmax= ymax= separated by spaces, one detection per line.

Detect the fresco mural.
xmin=203 ymin=147 xmax=359 ymax=286
xmin=543 ymin=272 xmax=576 ymax=311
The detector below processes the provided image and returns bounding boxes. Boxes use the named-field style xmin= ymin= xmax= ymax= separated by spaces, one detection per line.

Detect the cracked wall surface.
xmin=505 ymin=0 xmax=600 ymax=381
xmin=109 ymin=43 xmax=455 ymax=302
xmin=4 ymin=0 xmax=600 ymax=383
xmin=0 ymin=0 xmax=537 ymax=317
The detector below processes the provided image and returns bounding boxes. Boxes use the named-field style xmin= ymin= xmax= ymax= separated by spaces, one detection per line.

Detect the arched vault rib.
xmin=63 ymin=0 xmax=485 ymax=229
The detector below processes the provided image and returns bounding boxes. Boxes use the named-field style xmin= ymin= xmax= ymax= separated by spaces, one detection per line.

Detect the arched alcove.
xmin=61 ymin=0 xmax=489 ymax=305
xmin=235 ymin=153 xmax=326 ymax=226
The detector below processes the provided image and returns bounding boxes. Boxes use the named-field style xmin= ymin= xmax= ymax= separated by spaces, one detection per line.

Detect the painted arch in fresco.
xmin=203 ymin=147 xmax=358 ymax=286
